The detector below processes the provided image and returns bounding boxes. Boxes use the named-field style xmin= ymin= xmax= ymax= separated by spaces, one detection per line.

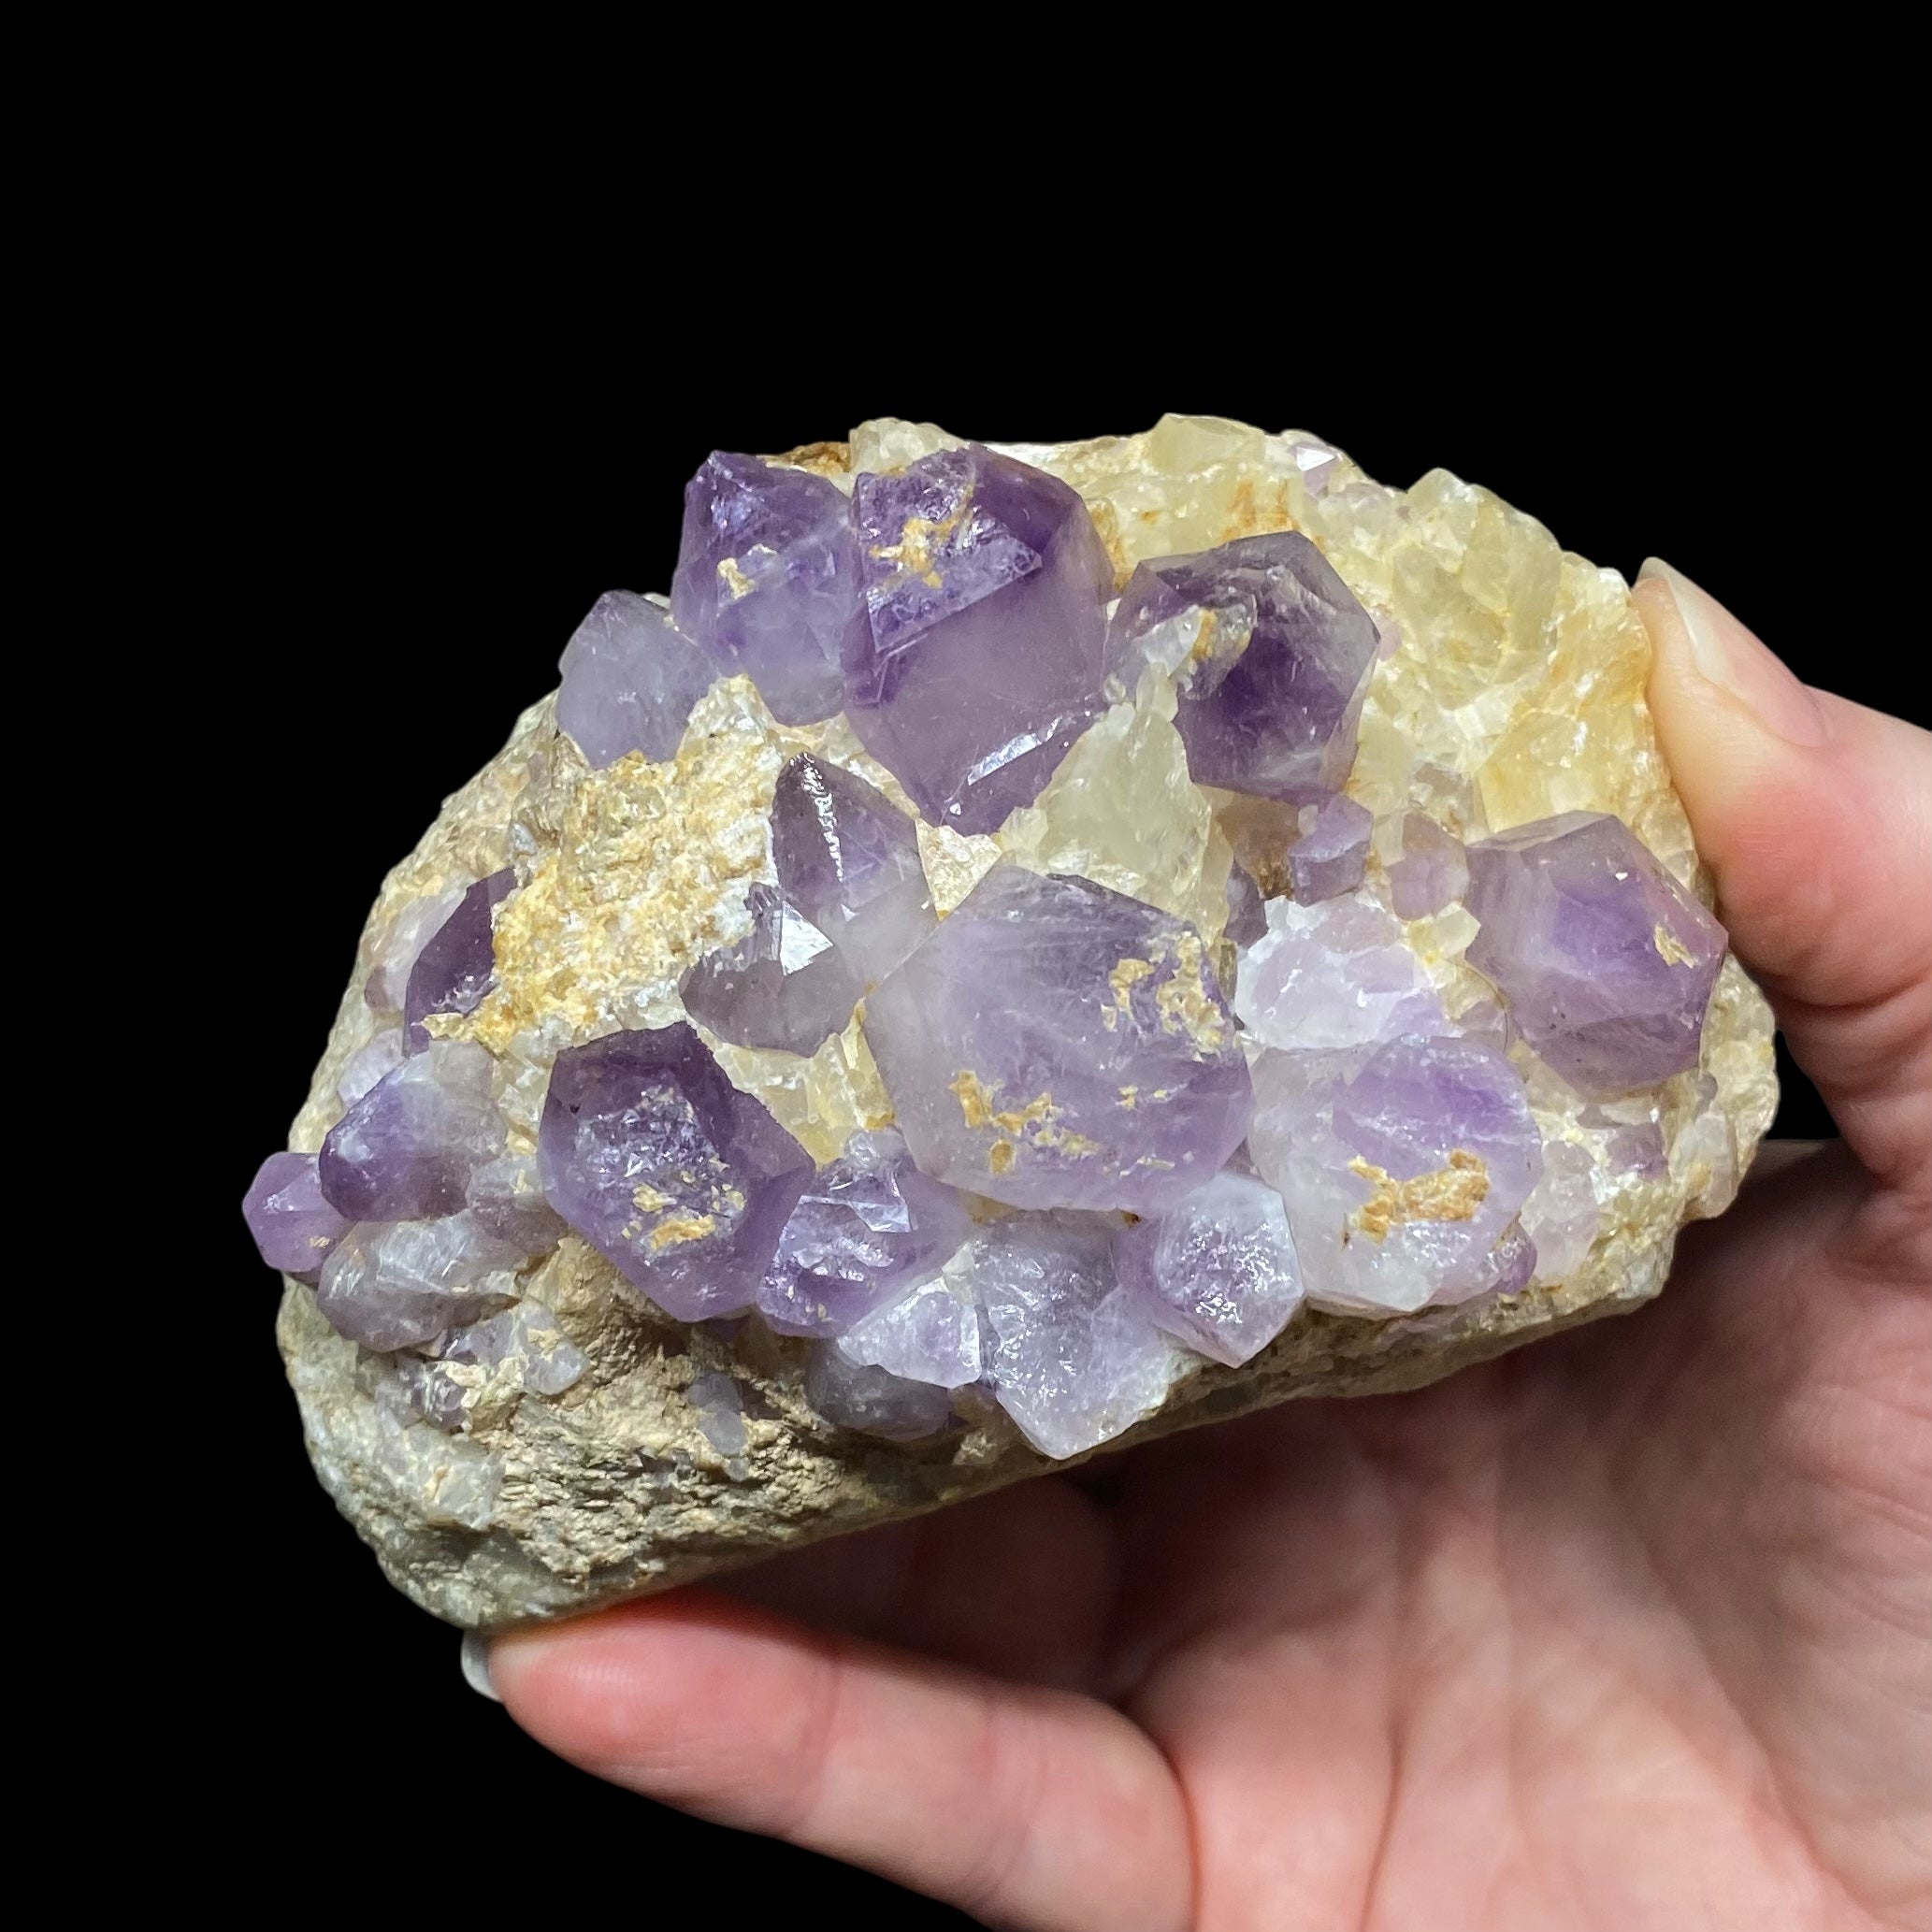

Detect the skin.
xmin=493 ymin=566 xmax=1932 ymax=1932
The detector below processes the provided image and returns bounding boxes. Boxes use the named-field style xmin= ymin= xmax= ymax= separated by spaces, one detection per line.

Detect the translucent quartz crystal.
xmin=1117 ymin=1169 xmax=1306 ymax=1365
xmin=804 ymin=1346 xmax=955 ymax=1441
xmin=1247 ymin=1034 xmax=1542 ymax=1314
xmin=1388 ymin=813 xmax=1469 ymax=919
xmin=864 ymin=865 xmax=1252 ymax=1212
xmin=756 ymin=1128 xmax=972 ymax=1338
xmin=405 ymin=869 xmax=515 ymax=1052
xmin=440 ymin=1298 xmax=585 ymax=1395
xmin=464 ymin=1150 xmax=565 ymax=1255
xmin=556 ymin=590 xmax=714 ymax=767
xmin=1107 ymin=532 xmax=1379 ymax=801
xmin=670 ymin=452 xmax=862 ymax=725
xmin=338 ymin=1028 xmax=405 ymax=1106
xmin=538 ymin=1023 xmax=814 ymax=1320
xmin=1521 ymin=1137 xmax=1599 ymax=1285
xmin=242 ymin=1152 xmax=351 ymax=1283
xmin=1235 ymin=893 xmax=1447 ymax=1051
xmin=1287 ymin=793 xmax=1373 ymax=903
xmin=678 ymin=883 xmax=863 ymax=1056
xmin=769 ymin=754 xmax=934 ymax=983
xmin=845 ymin=446 xmax=1116 ymax=833
xmin=972 ymin=1215 xmax=1177 ymax=1459
xmin=1224 ymin=859 xmax=1267 ymax=947
xmin=837 ymin=1273 xmax=983 ymax=1388
xmin=318 ymin=1040 xmax=506 ymax=1222
xmin=363 ymin=881 xmax=468 ymax=1015
xmin=1464 ymin=813 xmax=1727 ymax=1097
xmin=315 ymin=1212 xmax=523 ymax=1350
xmin=686 ymin=1370 xmax=750 ymax=1455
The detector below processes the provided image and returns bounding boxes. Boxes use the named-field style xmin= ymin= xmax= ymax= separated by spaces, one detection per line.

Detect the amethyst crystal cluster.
xmin=251 ymin=427 xmax=1747 ymax=1485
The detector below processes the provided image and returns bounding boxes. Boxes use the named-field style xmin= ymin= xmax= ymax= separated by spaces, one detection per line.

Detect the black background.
xmin=194 ymin=304 xmax=1913 ymax=1925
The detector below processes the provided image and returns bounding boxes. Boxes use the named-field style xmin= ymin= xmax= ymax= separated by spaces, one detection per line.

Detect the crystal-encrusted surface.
xmin=270 ymin=416 xmax=1778 ymax=1630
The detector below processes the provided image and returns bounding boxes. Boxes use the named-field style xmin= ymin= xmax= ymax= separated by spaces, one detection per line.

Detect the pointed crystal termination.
xmin=845 ymin=446 xmax=1116 ymax=834
xmin=242 ymin=1151 xmax=352 ymax=1283
xmin=318 ymin=1040 xmax=506 ymax=1222
xmin=405 ymin=869 xmax=515 ymax=1052
xmin=315 ymin=1212 xmax=524 ymax=1351
xmin=757 ymin=1128 xmax=973 ymax=1337
xmin=1223 ymin=859 xmax=1268 ymax=948
xmin=678 ymin=883 xmax=864 ymax=1057
xmin=864 ymin=865 xmax=1253 ymax=1213
xmin=1247 ymin=1034 xmax=1543 ymax=1314
xmin=1235 ymin=893 xmax=1446 ymax=1052
xmin=538 ymin=1023 xmax=814 ymax=1321
xmin=804 ymin=1346 xmax=956 ymax=1442
xmin=1287 ymin=793 xmax=1373 ymax=903
xmin=556 ymin=590 xmax=715 ymax=768
xmin=1463 ymin=812 xmax=1727 ymax=1097
xmin=1108 ymin=532 xmax=1379 ymax=801
xmin=770 ymin=754 xmax=934 ymax=982
xmin=1388 ymin=813 xmax=1469 ymax=919
xmin=1117 ymin=1169 xmax=1306 ymax=1365
xmin=972 ymin=1214 xmax=1177 ymax=1460
xmin=838 ymin=1273 xmax=983 ymax=1389
xmin=670 ymin=453 xmax=862 ymax=725
xmin=364 ymin=881 xmax=469 ymax=1016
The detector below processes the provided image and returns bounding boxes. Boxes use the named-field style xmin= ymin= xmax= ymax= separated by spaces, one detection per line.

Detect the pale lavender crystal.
xmin=1287 ymin=793 xmax=1373 ymax=903
xmin=1117 ymin=1170 xmax=1306 ymax=1366
xmin=686 ymin=1371 xmax=749 ymax=1455
xmin=864 ymin=865 xmax=1252 ymax=1213
xmin=466 ymin=1150 xmax=566 ymax=1255
xmin=1290 ymin=441 xmax=1339 ymax=494
xmin=757 ymin=1129 xmax=971 ymax=1338
xmin=1434 ymin=1221 xmax=1537 ymax=1307
xmin=1224 ymin=859 xmax=1267 ymax=948
xmin=1107 ymin=532 xmax=1378 ymax=801
xmin=314 ymin=1211 xmax=522 ymax=1351
xmin=805 ymin=1345 xmax=956 ymax=1442
xmin=1464 ymin=813 xmax=1726 ymax=1096
xmin=398 ymin=1298 xmax=586 ymax=1431
xmin=972 ymin=1215 xmax=1177 ymax=1460
xmin=837 ymin=1274 xmax=983 ymax=1389
xmin=1521 ymin=1138 xmax=1598 ymax=1283
xmin=338 ymin=1028 xmax=406 ymax=1106
xmin=770 ymin=754 xmax=934 ymax=982
xmin=670 ymin=453 xmax=862 ymax=725
xmin=1247 ymin=1034 xmax=1542 ymax=1314
xmin=556 ymin=590 xmax=714 ymax=767
xmin=678 ymin=884 xmax=863 ymax=1056
xmin=242 ymin=1151 xmax=351 ymax=1282
xmin=318 ymin=1040 xmax=505 ymax=1222
xmin=1388 ymin=814 xmax=1468 ymax=919
xmin=1235 ymin=892 xmax=1447 ymax=1051
xmin=538 ymin=1023 xmax=814 ymax=1321
xmin=364 ymin=881 xmax=469 ymax=1015
xmin=845 ymin=446 xmax=1116 ymax=833
xmin=405 ymin=869 xmax=515 ymax=1051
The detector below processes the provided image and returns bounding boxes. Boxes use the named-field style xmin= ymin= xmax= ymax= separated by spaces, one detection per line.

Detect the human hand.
xmin=486 ymin=563 xmax=1932 ymax=1932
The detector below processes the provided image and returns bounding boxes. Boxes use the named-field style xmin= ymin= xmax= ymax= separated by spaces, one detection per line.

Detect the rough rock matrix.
xmin=252 ymin=417 xmax=1777 ymax=1629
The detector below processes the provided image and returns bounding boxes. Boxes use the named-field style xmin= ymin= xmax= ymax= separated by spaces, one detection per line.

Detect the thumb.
xmin=1636 ymin=561 xmax=1931 ymax=1200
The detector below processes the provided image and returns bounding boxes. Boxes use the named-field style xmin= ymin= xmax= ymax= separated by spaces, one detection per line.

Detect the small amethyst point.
xmin=556 ymin=590 xmax=714 ymax=767
xmin=315 ymin=1212 xmax=523 ymax=1351
xmin=670 ymin=453 xmax=862 ymax=726
xmin=1464 ymin=812 xmax=1726 ymax=1097
xmin=1108 ymin=531 xmax=1378 ymax=802
xmin=1287 ymin=793 xmax=1373 ymax=903
xmin=804 ymin=1346 xmax=956 ymax=1442
xmin=1224 ymin=859 xmax=1268 ymax=948
xmin=678 ymin=884 xmax=864 ymax=1057
xmin=405 ymin=869 xmax=515 ymax=1052
xmin=845 ymin=446 xmax=1116 ymax=834
xmin=318 ymin=1039 xmax=506 ymax=1223
xmin=242 ymin=1151 xmax=351 ymax=1282
xmin=538 ymin=1023 xmax=813 ymax=1321
xmin=1388 ymin=814 xmax=1469 ymax=919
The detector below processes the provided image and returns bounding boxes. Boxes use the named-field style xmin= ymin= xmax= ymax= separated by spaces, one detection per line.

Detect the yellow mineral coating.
xmin=1654 ymin=924 xmax=1698 ymax=967
xmin=648 ymin=1212 xmax=718 ymax=1251
xmin=1110 ymin=957 xmax=1155 ymax=1010
xmin=916 ymin=820 xmax=1002 ymax=914
xmin=715 ymin=555 xmax=757 ymax=601
xmin=632 ymin=1183 xmax=672 ymax=1214
xmin=949 ymin=1070 xmax=997 ymax=1129
xmin=1153 ymin=930 xmax=1230 ymax=1054
xmin=1348 ymin=1150 xmax=1492 ymax=1241
xmin=988 ymin=1141 xmax=1016 ymax=1175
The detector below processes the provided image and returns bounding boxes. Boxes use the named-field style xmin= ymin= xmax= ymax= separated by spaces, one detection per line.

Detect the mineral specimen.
xmin=255 ymin=417 xmax=1778 ymax=1631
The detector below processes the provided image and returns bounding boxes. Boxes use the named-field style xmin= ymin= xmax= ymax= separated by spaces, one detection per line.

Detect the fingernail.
xmin=460 ymin=1629 xmax=501 ymax=1702
xmin=1638 ymin=558 xmax=1828 ymax=746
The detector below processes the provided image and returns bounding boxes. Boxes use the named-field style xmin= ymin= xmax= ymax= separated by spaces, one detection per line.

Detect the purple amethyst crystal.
xmin=804 ymin=1346 xmax=956 ymax=1442
xmin=1463 ymin=813 xmax=1726 ymax=1097
xmin=770 ymin=754 xmax=934 ymax=982
xmin=863 ymin=865 xmax=1253 ymax=1213
xmin=315 ymin=1211 xmax=523 ymax=1351
xmin=1247 ymin=1033 xmax=1542 ymax=1314
xmin=538 ymin=1023 xmax=814 ymax=1321
xmin=1117 ymin=1169 xmax=1306 ymax=1365
xmin=465 ymin=1151 xmax=566 ymax=1255
xmin=364 ymin=881 xmax=469 ymax=1016
xmin=757 ymin=1129 xmax=972 ymax=1338
xmin=1224 ymin=859 xmax=1268 ymax=948
xmin=317 ymin=1040 xmax=506 ymax=1222
xmin=404 ymin=869 xmax=515 ymax=1052
xmin=670 ymin=453 xmax=863 ymax=725
xmin=241 ymin=1151 xmax=351 ymax=1282
xmin=837 ymin=1275 xmax=983 ymax=1389
xmin=1235 ymin=893 xmax=1447 ymax=1051
xmin=844 ymin=446 xmax=1116 ymax=833
xmin=1107 ymin=532 xmax=1379 ymax=801
xmin=971 ymin=1215 xmax=1177 ymax=1460
xmin=1388 ymin=813 xmax=1469 ymax=919
xmin=678 ymin=884 xmax=863 ymax=1056
xmin=556 ymin=590 xmax=714 ymax=767
xmin=1287 ymin=793 xmax=1373 ymax=903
